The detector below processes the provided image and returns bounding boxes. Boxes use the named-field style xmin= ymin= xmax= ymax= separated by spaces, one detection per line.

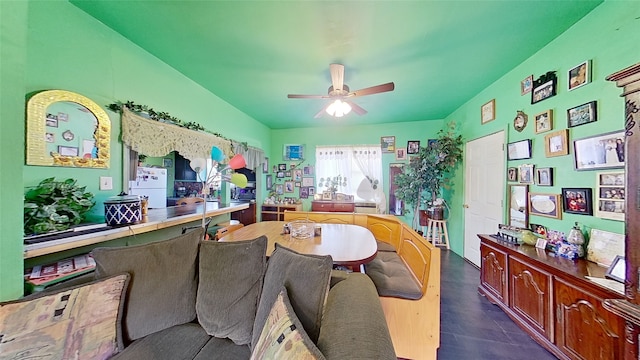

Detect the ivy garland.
xmin=107 ymin=100 xmax=247 ymax=151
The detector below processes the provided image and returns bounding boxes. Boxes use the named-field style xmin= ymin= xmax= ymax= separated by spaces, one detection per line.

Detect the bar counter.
xmin=23 ymin=201 xmax=249 ymax=259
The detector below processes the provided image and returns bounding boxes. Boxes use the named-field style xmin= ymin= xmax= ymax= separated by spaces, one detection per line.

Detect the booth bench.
xmin=283 ymin=211 xmax=441 ymax=360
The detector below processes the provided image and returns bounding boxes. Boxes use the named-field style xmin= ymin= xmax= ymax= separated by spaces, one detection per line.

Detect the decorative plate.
xmin=514 ymin=111 xmax=528 ymax=132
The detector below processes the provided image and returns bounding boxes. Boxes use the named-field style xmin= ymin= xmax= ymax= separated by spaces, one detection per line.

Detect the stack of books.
xmin=25 ymin=254 xmax=95 ymax=293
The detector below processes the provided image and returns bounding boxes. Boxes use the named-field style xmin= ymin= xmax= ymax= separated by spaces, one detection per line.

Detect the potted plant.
xmin=24 ymin=178 xmax=95 ymax=235
xmin=394 ymin=122 xmax=464 ymax=228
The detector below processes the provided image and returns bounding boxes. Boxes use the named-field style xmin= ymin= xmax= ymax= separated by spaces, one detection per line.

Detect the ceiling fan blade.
xmin=287 ymin=94 xmax=330 ymax=99
xmin=313 ymin=104 xmax=330 ymax=119
xmin=348 ymin=82 xmax=395 ymax=97
xmin=330 ymin=63 xmax=345 ymax=91
xmin=348 ymin=101 xmax=368 ymax=115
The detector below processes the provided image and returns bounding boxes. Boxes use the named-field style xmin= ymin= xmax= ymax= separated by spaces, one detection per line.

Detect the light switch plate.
xmin=100 ymin=176 xmax=113 ymax=190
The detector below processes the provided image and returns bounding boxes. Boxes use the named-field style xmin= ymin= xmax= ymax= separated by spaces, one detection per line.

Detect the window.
xmin=315 ymin=145 xmax=382 ymax=203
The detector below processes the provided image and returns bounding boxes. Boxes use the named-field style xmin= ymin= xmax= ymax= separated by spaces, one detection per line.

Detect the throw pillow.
xmin=250 ymin=288 xmax=326 ymax=360
xmin=0 ymin=273 xmax=129 ymax=359
xmin=251 ymin=244 xmax=333 ymax=348
xmin=92 ymin=228 xmax=202 ymax=343
xmin=197 ymin=235 xmax=267 ymax=345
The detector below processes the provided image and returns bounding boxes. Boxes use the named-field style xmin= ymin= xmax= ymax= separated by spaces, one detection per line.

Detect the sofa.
xmin=0 ymin=228 xmax=396 ymax=359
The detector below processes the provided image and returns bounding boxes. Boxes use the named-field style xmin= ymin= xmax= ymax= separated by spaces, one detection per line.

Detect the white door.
xmin=463 ymin=131 xmax=505 ymax=267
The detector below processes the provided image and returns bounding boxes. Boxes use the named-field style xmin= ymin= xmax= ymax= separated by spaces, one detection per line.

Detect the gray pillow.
xmin=92 ymin=228 xmax=203 ymax=343
xmin=197 ymin=236 xmax=267 ymax=345
xmin=251 ymin=244 xmax=333 ymax=348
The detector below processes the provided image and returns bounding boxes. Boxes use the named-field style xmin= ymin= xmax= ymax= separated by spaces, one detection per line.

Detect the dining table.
xmin=218 ymin=221 xmax=378 ymax=271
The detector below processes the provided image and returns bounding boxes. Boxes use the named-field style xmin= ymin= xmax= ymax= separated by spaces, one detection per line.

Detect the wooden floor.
xmin=437 ymin=250 xmax=557 ymax=360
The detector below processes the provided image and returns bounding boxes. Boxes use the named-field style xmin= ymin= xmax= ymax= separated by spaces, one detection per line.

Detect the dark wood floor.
xmin=437 ymin=250 xmax=557 ymax=360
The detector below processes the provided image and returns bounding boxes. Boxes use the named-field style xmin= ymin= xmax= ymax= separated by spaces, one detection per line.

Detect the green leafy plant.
xmin=394 ymin=122 xmax=464 ymax=227
xmin=24 ymin=178 xmax=95 ymax=235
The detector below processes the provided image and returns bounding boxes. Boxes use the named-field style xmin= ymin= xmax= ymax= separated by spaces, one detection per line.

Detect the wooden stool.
xmin=425 ymin=219 xmax=450 ymax=249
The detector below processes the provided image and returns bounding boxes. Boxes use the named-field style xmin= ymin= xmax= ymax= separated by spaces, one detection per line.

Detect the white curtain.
xmin=315 ymin=145 xmax=384 ymax=212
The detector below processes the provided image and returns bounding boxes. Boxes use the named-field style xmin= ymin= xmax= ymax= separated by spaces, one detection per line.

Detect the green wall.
xmin=270 ymin=120 xmax=444 ymax=223
xmin=0 ymin=1 xmax=271 ymax=301
xmin=444 ymin=1 xmax=638 ymax=256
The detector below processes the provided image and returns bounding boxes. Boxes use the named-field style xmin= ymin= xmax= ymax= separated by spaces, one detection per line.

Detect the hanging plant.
xmin=24 ymin=178 xmax=95 ymax=235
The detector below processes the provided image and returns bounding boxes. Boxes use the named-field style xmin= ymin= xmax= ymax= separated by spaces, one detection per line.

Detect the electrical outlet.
xmin=100 ymin=176 xmax=113 ymax=190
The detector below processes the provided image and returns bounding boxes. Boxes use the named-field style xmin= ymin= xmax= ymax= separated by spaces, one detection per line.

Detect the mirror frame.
xmin=26 ymin=89 xmax=110 ymax=168
xmin=508 ymin=184 xmax=529 ymax=227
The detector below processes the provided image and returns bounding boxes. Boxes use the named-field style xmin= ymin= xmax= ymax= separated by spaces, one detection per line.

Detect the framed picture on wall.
xmin=283 ymin=144 xmax=304 ymax=160
xmin=381 ymin=136 xmax=395 ymax=153
xmin=521 ymin=75 xmax=533 ymax=95
xmin=518 ymin=164 xmax=534 ymax=184
xmin=595 ymin=171 xmax=625 ymax=221
xmin=407 ymin=141 xmax=420 ymax=154
xmin=528 ymin=193 xmax=562 ymax=219
xmin=568 ymin=60 xmax=591 ymax=91
xmin=263 ymin=157 xmax=269 ymax=173
xmin=561 ymin=187 xmax=593 ymax=215
xmin=507 ymin=139 xmax=532 ymax=160
xmin=544 ymin=129 xmax=569 ymax=158
xmin=395 ymin=147 xmax=407 ymax=161
xmin=534 ymin=109 xmax=553 ymax=134
xmin=535 ymin=167 xmax=553 ymax=186
xmin=507 ymin=167 xmax=518 ymax=182
xmin=266 ymin=174 xmax=273 ymax=190
xmin=573 ymin=130 xmax=625 ymax=170
xmin=567 ymin=101 xmax=597 ymax=128
xmin=531 ymin=71 xmax=557 ymax=104
xmin=302 ymin=177 xmax=314 ymax=187
xmin=481 ymin=99 xmax=496 ymax=124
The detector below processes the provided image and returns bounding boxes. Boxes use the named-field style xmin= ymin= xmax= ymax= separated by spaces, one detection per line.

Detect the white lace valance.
xmin=121 ymin=107 xmax=233 ymax=162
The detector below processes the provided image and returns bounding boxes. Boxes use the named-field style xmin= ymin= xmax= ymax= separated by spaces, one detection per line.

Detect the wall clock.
xmin=514 ymin=111 xmax=528 ymax=132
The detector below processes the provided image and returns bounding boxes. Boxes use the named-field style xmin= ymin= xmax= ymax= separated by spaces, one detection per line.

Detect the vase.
xmin=428 ymin=206 xmax=444 ymax=220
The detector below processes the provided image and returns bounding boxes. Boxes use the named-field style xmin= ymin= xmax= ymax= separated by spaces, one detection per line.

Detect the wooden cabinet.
xmin=174 ymin=153 xmax=197 ymax=181
xmin=311 ymin=201 xmax=355 ymax=212
xmin=606 ymin=62 xmax=640 ymax=360
xmin=231 ymin=202 xmax=256 ymax=225
xmin=478 ymin=235 xmax=624 ymax=360
xmin=555 ymin=278 xmax=624 ymax=360
xmin=261 ymin=204 xmax=302 ymax=221
xmin=480 ymin=242 xmax=508 ymax=305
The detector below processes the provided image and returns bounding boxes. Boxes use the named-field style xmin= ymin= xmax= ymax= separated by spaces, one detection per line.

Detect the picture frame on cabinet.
xmin=536 ymin=167 xmax=553 ymax=186
xmin=587 ymin=228 xmax=624 ymax=267
xmin=568 ymin=60 xmax=591 ymax=91
xmin=322 ymin=191 xmax=332 ymax=200
xmin=573 ymin=130 xmax=625 ymax=170
xmin=521 ymin=75 xmax=533 ymax=95
xmin=596 ymin=171 xmax=625 ymax=221
xmin=561 ymin=187 xmax=593 ymax=215
xmin=534 ymin=109 xmax=553 ymax=134
xmin=544 ymin=129 xmax=569 ymax=158
xmin=528 ymin=193 xmax=561 ymax=219
xmin=567 ymin=101 xmax=597 ymax=128
xmin=518 ymin=164 xmax=534 ymax=184
xmin=507 ymin=139 xmax=532 ymax=160
xmin=605 ymin=255 xmax=625 ymax=283
xmin=481 ymin=99 xmax=496 ymax=124
xmin=531 ymin=71 xmax=557 ymax=104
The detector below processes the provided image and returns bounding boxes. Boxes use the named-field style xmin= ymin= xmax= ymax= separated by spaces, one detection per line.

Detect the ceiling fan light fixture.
xmin=326 ymin=99 xmax=351 ymax=117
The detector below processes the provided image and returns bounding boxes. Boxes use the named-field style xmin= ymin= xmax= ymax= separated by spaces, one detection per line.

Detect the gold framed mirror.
xmin=26 ymin=90 xmax=110 ymax=168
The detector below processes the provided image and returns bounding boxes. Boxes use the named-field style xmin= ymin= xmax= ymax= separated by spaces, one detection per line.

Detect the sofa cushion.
xmin=376 ymin=240 xmax=396 ymax=252
xmin=110 ymin=323 xmax=210 ymax=360
xmin=197 ymin=236 xmax=267 ymax=345
xmin=365 ymin=251 xmax=423 ymax=299
xmin=251 ymin=288 xmax=326 ymax=360
xmin=92 ymin=228 xmax=202 ymax=342
xmin=193 ymin=336 xmax=251 ymax=360
xmin=251 ymin=244 xmax=332 ymax=348
xmin=0 ymin=273 xmax=129 ymax=359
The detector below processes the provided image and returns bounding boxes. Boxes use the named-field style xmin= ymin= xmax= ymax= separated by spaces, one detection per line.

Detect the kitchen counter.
xmin=23 ymin=201 xmax=249 ymax=259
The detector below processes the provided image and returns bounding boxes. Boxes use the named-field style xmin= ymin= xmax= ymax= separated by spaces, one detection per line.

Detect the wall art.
xmin=544 ymin=129 xmax=569 ymax=158
xmin=561 ymin=187 xmax=593 ymax=215
xmin=568 ymin=60 xmax=591 ymax=91
xmin=528 ymin=193 xmax=562 ymax=219
xmin=531 ymin=71 xmax=557 ymax=104
xmin=573 ymin=130 xmax=625 ymax=170
xmin=534 ymin=109 xmax=553 ymax=134
xmin=481 ymin=99 xmax=496 ymax=124
xmin=567 ymin=101 xmax=597 ymax=128
xmin=507 ymin=139 xmax=532 ymax=160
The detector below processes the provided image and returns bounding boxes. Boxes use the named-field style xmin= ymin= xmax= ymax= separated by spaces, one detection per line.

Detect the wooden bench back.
xmin=283 ymin=210 xmax=356 ymax=224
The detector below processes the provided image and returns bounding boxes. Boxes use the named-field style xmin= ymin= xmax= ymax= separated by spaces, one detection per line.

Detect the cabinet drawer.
xmin=509 ymin=257 xmax=552 ymax=341
xmin=312 ymin=202 xmax=332 ymax=211
xmin=480 ymin=243 xmax=508 ymax=305
xmin=333 ymin=203 xmax=355 ymax=212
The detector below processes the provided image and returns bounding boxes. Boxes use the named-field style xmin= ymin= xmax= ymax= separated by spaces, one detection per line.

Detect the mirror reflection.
xmin=509 ymin=185 xmax=529 ymax=227
xmin=26 ymin=90 xmax=110 ymax=168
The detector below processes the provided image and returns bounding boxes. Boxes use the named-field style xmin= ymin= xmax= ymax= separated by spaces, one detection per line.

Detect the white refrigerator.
xmin=129 ymin=167 xmax=167 ymax=208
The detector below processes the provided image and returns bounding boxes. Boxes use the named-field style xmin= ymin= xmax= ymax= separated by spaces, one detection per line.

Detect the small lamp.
xmin=326 ymin=99 xmax=352 ymax=117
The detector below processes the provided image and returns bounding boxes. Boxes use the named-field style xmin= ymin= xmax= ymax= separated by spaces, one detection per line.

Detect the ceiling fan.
xmin=287 ymin=64 xmax=395 ymax=118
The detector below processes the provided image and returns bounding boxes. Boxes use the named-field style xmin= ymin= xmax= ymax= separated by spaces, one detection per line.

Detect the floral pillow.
xmin=0 ymin=273 xmax=129 ymax=359
xmin=250 ymin=288 xmax=325 ymax=360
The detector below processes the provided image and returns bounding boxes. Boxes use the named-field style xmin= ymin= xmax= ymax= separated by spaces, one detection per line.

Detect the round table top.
xmin=218 ymin=221 xmax=377 ymax=266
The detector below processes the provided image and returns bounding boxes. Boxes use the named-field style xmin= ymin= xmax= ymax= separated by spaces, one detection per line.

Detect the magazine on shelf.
xmin=25 ymin=254 xmax=96 ymax=288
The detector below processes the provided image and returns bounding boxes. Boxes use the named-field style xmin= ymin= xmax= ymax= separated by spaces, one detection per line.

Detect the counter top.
xmin=23 ymin=202 xmax=249 ymax=259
